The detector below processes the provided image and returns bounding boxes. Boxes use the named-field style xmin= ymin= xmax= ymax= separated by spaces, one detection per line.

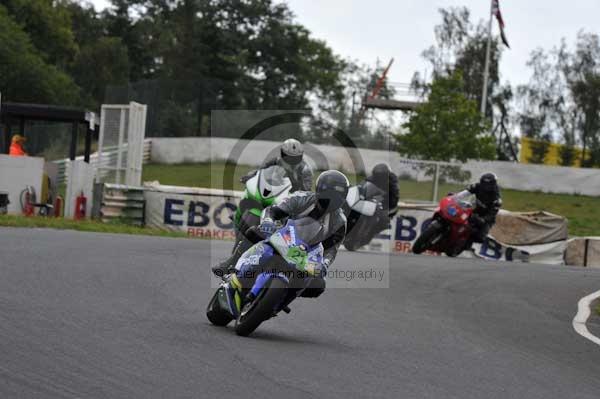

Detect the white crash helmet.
xmin=280 ymin=138 xmax=304 ymax=165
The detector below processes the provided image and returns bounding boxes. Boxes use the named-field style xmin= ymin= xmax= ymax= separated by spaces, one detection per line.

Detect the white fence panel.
xmin=53 ymin=140 xmax=152 ymax=184
xmin=96 ymin=102 xmax=147 ymax=186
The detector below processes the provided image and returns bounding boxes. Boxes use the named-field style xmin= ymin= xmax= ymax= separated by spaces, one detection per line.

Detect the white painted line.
xmin=573 ymin=290 xmax=600 ymax=346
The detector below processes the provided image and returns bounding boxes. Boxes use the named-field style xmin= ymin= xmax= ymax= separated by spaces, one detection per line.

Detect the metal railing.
xmin=53 ymin=139 xmax=152 ymax=184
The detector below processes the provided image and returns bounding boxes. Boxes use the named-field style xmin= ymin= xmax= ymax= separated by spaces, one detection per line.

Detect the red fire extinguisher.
xmin=54 ymin=195 xmax=63 ymax=217
xmin=22 ymin=187 xmax=35 ymax=217
xmin=74 ymin=191 xmax=87 ymax=220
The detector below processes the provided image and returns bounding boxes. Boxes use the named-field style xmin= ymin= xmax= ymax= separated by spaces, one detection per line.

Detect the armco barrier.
xmin=139 ymin=182 xmax=568 ymax=265
xmin=95 ymin=184 xmax=146 ymax=226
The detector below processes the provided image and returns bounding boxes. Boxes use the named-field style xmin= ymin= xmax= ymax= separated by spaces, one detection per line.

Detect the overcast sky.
xmin=90 ymin=0 xmax=600 ymax=86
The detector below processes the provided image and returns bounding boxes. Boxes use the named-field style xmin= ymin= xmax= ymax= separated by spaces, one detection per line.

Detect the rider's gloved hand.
xmin=240 ymin=171 xmax=256 ymax=184
xmin=259 ymin=218 xmax=277 ymax=235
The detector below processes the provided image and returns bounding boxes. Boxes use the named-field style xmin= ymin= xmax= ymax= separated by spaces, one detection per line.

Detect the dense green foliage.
xmin=3 ymin=2 xmax=599 ymax=162
xmin=400 ymin=72 xmax=495 ymax=162
xmin=406 ymin=7 xmax=515 ymax=161
xmin=415 ymin=7 xmax=504 ymax=116
xmin=0 ymin=3 xmax=80 ymax=105
xmin=518 ymin=33 xmax=600 ymax=167
xmin=0 ymin=0 xmax=355 ymax=139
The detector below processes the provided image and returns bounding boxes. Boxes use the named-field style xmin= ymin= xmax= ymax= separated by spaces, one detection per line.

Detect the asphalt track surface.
xmin=1 ymin=227 xmax=600 ymax=399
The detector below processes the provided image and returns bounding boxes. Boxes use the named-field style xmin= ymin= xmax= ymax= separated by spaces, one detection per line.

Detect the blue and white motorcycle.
xmin=206 ymin=217 xmax=326 ymax=337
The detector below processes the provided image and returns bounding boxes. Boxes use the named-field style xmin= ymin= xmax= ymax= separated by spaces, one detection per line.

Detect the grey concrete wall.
xmin=0 ymin=155 xmax=45 ymax=214
xmin=149 ymin=137 xmax=600 ymax=196
xmin=151 ymin=138 xmax=398 ymax=177
xmin=461 ymin=160 xmax=600 ymax=195
xmin=64 ymin=160 xmax=95 ymax=218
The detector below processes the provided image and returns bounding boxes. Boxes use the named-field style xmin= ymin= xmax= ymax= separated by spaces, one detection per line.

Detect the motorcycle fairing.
xmin=268 ymin=220 xmax=324 ymax=276
xmin=257 ymin=166 xmax=292 ymax=200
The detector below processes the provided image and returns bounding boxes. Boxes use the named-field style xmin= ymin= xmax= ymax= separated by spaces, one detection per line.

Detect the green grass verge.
xmin=143 ymin=162 xmax=600 ymax=237
xmin=0 ymin=215 xmax=190 ymax=239
xmin=142 ymin=162 xmax=255 ymax=191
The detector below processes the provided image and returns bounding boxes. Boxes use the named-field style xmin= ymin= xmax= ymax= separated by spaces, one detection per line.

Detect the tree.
xmin=100 ymin=0 xmax=347 ymax=137
xmin=559 ymin=143 xmax=577 ymax=166
xmin=518 ymin=32 xmax=600 ymax=167
xmin=410 ymin=6 xmax=513 ymax=161
xmin=2 ymin=0 xmax=78 ymax=69
xmin=516 ymin=48 xmax=566 ymax=155
xmin=71 ymin=37 xmax=130 ymax=107
xmin=104 ymin=0 xmax=166 ymax=81
xmin=566 ymin=32 xmax=600 ymax=166
xmin=399 ymin=72 xmax=495 ymax=162
xmin=0 ymin=4 xmax=80 ymax=105
xmin=414 ymin=7 xmax=503 ymax=120
xmin=527 ymin=137 xmax=552 ymax=164
xmin=1 ymin=0 xmax=349 ymax=140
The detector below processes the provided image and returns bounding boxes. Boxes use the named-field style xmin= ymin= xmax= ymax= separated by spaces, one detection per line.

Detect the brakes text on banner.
xmin=144 ymin=185 xmax=241 ymax=239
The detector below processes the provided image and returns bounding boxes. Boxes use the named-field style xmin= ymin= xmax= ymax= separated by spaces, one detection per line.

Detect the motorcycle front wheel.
xmin=235 ymin=278 xmax=288 ymax=337
xmin=412 ymin=220 xmax=445 ymax=254
xmin=206 ymin=288 xmax=234 ymax=327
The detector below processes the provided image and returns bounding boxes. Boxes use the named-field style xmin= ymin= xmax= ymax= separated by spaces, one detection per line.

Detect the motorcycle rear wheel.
xmin=235 ymin=278 xmax=288 ymax=337
xmin=412 ymin=220 xmax=444 ymax=254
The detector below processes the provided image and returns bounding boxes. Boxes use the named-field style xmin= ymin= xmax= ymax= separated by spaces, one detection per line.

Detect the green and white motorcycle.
xmin=233 ymin=165 xmax=292 ymax=244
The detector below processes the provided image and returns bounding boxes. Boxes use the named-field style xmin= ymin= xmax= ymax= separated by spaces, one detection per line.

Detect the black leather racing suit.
xmin=265 ymin=191 xmax=346 ymax=268
xmin=264 ymin=191 xmax=347 ymax=297
xmin=364 ymin=171 xmax=400 ymax=230
xmin=466 ymin=182 xmax=502 ymax=243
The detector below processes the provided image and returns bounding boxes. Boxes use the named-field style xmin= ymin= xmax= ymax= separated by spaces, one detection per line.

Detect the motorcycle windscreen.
xmin=288 ymin=216 xmax=328 ymax=246
xmin=451 ymin=190 xmax=476 ymax=210
xmin=258 ymin=165 xmax=292 ymax=199
xmin=270 ymin=217 xmax=327 ymax=251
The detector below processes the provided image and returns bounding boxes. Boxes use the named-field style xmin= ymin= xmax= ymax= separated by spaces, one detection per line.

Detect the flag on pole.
xmin=492 ymin=0 xmax=510 ymax=48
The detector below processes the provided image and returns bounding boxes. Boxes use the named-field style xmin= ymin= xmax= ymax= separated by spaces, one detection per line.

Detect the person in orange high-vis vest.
xmin=9 ymin=135 xmax=28 ymax=156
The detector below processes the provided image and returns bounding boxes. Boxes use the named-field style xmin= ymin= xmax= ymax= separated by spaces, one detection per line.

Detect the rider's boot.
xmin=211 ymin=237 xmax=252 ymax=277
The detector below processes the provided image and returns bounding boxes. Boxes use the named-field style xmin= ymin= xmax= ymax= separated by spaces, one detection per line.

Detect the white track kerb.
xmin=573 ymin=290 xmax=600 ymax=346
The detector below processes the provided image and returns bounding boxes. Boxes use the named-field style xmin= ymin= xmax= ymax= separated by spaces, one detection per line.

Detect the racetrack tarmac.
xmin=1 ymin=227 xmax=600 ymax=399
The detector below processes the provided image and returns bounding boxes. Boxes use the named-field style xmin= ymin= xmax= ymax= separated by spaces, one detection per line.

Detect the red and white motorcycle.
xmin=412 ymin=190 xmax=475 ymax=257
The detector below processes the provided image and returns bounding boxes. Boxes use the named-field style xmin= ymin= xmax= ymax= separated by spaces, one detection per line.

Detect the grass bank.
xmin=0 ymin=215 xmax=189 ymax=239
